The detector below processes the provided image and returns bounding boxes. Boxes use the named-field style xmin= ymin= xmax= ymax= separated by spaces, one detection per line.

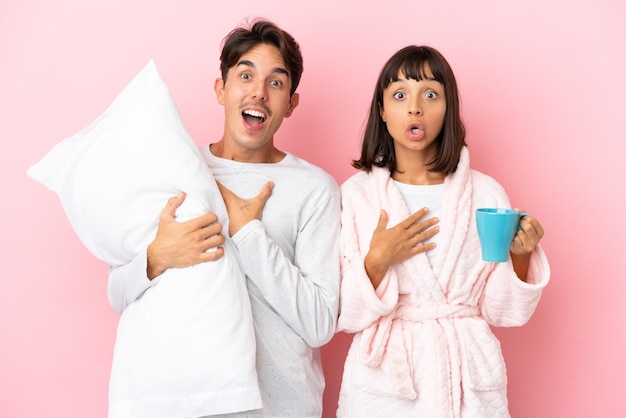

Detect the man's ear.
xmin=214 ymin=78 xmax=225 ymax=105
xmin=285 ymin=92 xmax=300 ymax=118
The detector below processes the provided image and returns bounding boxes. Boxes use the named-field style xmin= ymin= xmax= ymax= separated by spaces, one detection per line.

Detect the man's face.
xmin=215 ymin=43 xmax=299 ymax=157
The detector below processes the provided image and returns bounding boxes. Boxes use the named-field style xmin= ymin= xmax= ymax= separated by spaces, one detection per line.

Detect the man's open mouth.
xmin=242 ymin=109 xmax=266 ymax=126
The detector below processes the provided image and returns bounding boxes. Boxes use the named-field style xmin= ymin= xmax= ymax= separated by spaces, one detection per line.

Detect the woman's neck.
xmin=393 ymin=150 xmax=445 ymax=185
xmin=391 ymin=168 xmax=445 ymax=185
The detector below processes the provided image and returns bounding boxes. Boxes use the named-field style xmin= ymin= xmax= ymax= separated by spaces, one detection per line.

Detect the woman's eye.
xmin=393 ymin=92 xmax=405 ymax=100
xmin=425 ymin=91 xmax=438 ymax=99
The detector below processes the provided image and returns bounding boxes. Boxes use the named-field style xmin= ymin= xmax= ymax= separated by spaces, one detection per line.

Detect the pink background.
xmin=2 ymin=0 xmax=625 ymax=416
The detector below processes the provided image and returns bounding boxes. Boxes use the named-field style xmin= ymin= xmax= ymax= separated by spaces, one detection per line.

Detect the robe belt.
xmin=395 ymin=303 xmax=480 ymax=323
xmin=360 ymin=304 xmax=480 ymax=401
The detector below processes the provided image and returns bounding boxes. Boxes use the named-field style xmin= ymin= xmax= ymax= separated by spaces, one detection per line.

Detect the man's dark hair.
xmin=220 ymin=19 xmax=303 ymax=96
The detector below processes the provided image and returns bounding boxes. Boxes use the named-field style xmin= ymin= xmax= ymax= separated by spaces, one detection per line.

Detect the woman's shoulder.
xmin=341 ymin=167 xmax=388 ymax=190
xmin=470 ymin=169 xmax=509 ymax=203
xmin=341 ymin=171 xmax=378 ymax=201
xmin=470 ymin=169 xmax=505 ymax=192
xmin=341 ymin=170 xmax=369 ymax=186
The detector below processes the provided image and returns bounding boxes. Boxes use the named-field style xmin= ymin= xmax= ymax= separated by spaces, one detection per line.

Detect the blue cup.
xmin=476 ymin=208 xmax=529 ymax=262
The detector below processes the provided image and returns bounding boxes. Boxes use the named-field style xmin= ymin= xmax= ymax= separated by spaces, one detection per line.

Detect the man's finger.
xmin=162 ymin=192 xmax=186 ymax=219
xmin=186 ymin=211 xmax=220 ymax=230
xmin=255 ymin=181 xmax=274 ymax=204
xmin=216 ymin=181 xmax=233 ymax=200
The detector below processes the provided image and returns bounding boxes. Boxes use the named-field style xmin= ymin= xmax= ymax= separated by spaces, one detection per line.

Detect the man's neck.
xmin=209 ymin=140 xmax=286 ymax=163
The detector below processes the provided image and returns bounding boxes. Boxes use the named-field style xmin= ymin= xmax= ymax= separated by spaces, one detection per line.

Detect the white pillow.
xmin=27 ymin=61 xmax=261 ymax=417
xmin=28 ymin=60 xmax=218 ymax=265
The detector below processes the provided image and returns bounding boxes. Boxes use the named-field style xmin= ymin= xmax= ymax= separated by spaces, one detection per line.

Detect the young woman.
xmin=336 ymin=45 xmax=550 ymax=417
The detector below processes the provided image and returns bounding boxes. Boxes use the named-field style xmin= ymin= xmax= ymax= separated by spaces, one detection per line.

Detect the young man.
xmin=108 ymin=19 xmax=340 ymax=417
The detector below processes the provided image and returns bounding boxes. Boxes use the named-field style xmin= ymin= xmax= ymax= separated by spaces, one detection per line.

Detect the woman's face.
xmin=380 ymin=64 xmax=446 ymax=161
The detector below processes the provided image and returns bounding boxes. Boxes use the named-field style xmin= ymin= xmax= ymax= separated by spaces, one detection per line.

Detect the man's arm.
xmin=107 ymin=192 xmax=226 ymax=313
xmin=219 ymin=181 xmax=340 ymax=347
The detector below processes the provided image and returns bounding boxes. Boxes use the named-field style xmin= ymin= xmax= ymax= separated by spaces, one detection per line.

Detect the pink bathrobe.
xmin=337 ymin=147 xmax=550 ymax=417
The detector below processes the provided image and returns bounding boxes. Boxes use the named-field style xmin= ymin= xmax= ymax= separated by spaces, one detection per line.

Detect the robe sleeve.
xmin=479 ymin=244 xmax=550 ymax=327
xmin=472 ymin=171 xmax=551 ymax=327
xmin=337 ymin=180 xmax=399 ymax=333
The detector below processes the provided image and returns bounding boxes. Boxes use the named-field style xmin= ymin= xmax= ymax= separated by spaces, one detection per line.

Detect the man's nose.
xmin=251 ymin=81 xmax=267 ymax=101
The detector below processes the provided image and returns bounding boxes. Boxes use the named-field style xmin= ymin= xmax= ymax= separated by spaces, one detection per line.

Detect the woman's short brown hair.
xmin=353 ymin=45 xmax=466 ymax=175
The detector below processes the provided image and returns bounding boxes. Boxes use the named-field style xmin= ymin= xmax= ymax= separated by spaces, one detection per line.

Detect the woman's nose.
xmin=408 ymin=99 xmax=422 ymax=115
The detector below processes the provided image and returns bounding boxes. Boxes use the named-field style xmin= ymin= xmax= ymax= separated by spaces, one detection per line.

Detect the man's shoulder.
xmin=281 ymin=153 xmax=339 ymax=191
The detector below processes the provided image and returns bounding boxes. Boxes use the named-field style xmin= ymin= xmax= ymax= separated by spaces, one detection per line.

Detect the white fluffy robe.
xmin=337 ymin=147 xmax=550 ymax=418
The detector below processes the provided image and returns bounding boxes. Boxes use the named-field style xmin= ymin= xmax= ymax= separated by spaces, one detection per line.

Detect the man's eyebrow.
xmin=235 ymin=60 xmax=289 ymax=77
xmin=272 ymin=67 xmax=289 ymax=76
xmin=236 ymin=59 xmax=255 ymax=69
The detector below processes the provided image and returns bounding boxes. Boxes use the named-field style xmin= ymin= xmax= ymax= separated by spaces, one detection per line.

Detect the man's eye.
xmin=240 ymin=73 xmax=251 ymax=80
xmin=393 ymin=92 xmax=405 ymax=99
xmin=270 ymin=80 xmax=283 ymax=87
